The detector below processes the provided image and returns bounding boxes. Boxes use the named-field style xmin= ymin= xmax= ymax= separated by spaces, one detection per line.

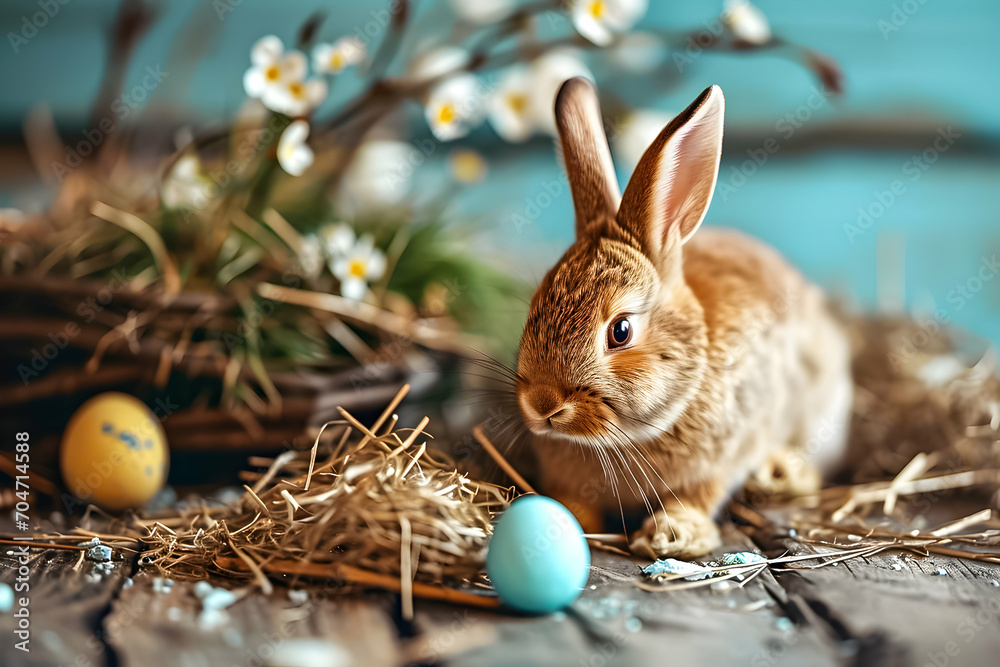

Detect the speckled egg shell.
xmin=60 ymin=392 xmax=169 ymax=511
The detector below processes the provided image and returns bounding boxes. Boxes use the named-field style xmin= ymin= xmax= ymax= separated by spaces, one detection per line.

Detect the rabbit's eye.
xmin=607 ymin=316 xmax=632 ymax=349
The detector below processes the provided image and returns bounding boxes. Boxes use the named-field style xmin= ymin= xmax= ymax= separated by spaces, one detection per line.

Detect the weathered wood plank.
xmin=0 ymin=547 xmax=129 ymax=667
xmin=104 ymin=574 xmax=401 ymax=667
xmin=5 ymin=504 xmax=999 ymax=667
xmin=746 ymin=510 xmax=1000 ymax=667
xmin=419 ymin=523 xmax=841 ymax=666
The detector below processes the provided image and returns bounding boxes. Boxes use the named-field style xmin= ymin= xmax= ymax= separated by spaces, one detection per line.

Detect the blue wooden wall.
xmin=1 ymin=0 xmax=998 ymax=345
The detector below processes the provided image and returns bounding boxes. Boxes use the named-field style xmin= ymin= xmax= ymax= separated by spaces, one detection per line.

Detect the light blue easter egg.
xmin=486 ymin=495 xmax=590 ymax=613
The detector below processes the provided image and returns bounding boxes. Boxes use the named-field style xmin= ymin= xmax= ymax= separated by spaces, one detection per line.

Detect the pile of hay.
xmin=136 ymin=385 xmax=511 ymax=615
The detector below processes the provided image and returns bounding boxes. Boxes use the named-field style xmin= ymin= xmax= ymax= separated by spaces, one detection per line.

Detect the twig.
xmin=216 ymin=556 xmax=500 ymax=608
xmin=473 ymin=425 xmax=536 ymax=494
xmin=930 ymin=509 xmax=994 ymax=537
xmin=400 ymin=515 xmax=413 ymax=621
xmin=883 ymin=452 xmax=936 ymax=515
xmin=0 ymin=455 xmax=58 ymax=496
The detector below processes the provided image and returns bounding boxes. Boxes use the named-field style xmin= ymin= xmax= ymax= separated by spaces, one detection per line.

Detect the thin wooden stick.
xmin=304 ymin=420 xmax=347 ymax=492
xmin=855 ymin=469 xmax=1000 ymax=503
xmin=884 ymin=452 xmax=935 ymax=515
xmin=583 ymin=533 xmax=629 ymax=544
xmin=0 ymin=539 xmax=86 ymax=551
xmin=225 ymin=537 xmax=274 ymax=595
xmin=0 ymin=454 xmax=58 ymax=496
xmin=242 ymin=485 xmax=270 ymax=516
xmin=400 ymin=515 xmax=414 ymax=621
xmin=366 ymin=384 xmax=410 ymax=442
xmin=473 ymin=425 xmax=536 ymax=494
xmin=930 ymin=509 xmax=993 ymax=537
xmin=251 ymin=450 xmax=298 ymax=495
xmin=215 ymin=556 xmax=501 ymax=608
xmin=390 ymin=416 xmax=430 ymax=457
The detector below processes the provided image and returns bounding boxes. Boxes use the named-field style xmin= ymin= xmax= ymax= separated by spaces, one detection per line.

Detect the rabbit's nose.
xmin=519 ymin=384 xmax=570 ymax=428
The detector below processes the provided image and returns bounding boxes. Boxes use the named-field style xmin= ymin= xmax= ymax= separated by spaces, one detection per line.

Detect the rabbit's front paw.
xmin=630 ymin=508 xmax=721 ymax=559
xmin=746 ymin=449 xmax=820 ymax=497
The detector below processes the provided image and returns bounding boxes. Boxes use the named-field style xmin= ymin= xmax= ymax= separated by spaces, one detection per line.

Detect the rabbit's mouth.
xmin=517 ymin=383 xmax=617 ymax=440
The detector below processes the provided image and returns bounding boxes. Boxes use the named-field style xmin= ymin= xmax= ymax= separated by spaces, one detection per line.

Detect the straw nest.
xmin=136 ymin=385 xmax=512 ymax=612
xmin=831 ymin=315 xmax=1000 ymax=505
xmin=764 ymin=315 xmax=1000 ymax=571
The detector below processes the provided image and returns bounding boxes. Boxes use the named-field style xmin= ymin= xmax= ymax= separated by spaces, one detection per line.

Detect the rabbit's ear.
xmin=555 ymin=77 xmax=621 ymax=238
xmin=617 ymin=85 xmax=724 ymax=260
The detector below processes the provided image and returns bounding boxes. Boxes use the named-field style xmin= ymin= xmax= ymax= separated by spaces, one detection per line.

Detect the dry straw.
xmin=136 ymin=384 xmax=512 ymax=616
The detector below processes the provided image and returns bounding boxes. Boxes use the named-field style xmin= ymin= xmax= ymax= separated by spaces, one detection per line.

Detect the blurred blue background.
xmin=1 ymin=0 xmax=998 ymax=344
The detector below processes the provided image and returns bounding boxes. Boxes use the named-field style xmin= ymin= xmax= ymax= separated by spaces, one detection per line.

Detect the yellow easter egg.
xmin=60 ymin=392 xmax=169 ymax=511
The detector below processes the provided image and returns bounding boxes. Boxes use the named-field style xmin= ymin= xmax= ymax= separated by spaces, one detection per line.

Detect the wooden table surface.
xmin=1 ymin=510 xmax=998 ymax=667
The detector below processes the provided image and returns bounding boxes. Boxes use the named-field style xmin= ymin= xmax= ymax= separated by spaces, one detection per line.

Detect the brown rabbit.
xmin=515 ymin=78 xmax=852 ymax=558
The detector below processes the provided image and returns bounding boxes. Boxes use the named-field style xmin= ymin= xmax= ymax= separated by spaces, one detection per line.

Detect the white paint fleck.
xmin=203 ymin=588 xmax=238 ymax=611
xmin=194 ymin=581 xmax=214 ymax=599
xmin=0 ymin=583 xmax=13 ymax=612
xmin=267 ymin=639 xmax=350 ymax=667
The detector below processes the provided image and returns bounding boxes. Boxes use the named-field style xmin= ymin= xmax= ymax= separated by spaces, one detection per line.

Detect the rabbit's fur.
xmin=515 ymin=78 xmax=852 ymax=558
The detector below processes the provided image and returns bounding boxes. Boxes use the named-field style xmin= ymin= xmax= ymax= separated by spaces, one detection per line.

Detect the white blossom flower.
xmin=611 ymin=108 xmax=676 ymax=173
xmin=293 ymin=235 xmax=324 ymax=280
xmin=407 ymin=46 xmax=471 ymax=83
xmin=449 ymin=0 xmax=514 ymax=24
xmin=161 ymin=155 xmax=212 ymax=209
xmin=570 ymin=0 xmax=648 ymax=47
xmin=488 ymin=66 xmax=534 ymax=143
xmin=528 ymin=48 xmax=594 ymax=136
xmin=448 ymin=149 xmax=487 ymax=184
xmin=424 ymin=74 xmax=485 ymax=141
xmin=607 ymin=31 xmax=666 ymax=73
xmin=330 ymin=233 xmax=386 ymax=302
xmin=312 ymin=37 xmax=366 ymax=74
xmin=338 ymin=140 xmax=415 ymax=217
xmin=277 ymin=120 xmax=314 ymax=176
xmin=243 ymin=35 xmax=308 ymax=108
xmin=723 ymin=0 xmax=771 ymax=45
xmin=266 ymin=78 xmax=328 ymax=117
xmin=0 ymin=208 xmax=26 ymax=224
xmin=319 ymin=222 xmax=355 ymax=258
